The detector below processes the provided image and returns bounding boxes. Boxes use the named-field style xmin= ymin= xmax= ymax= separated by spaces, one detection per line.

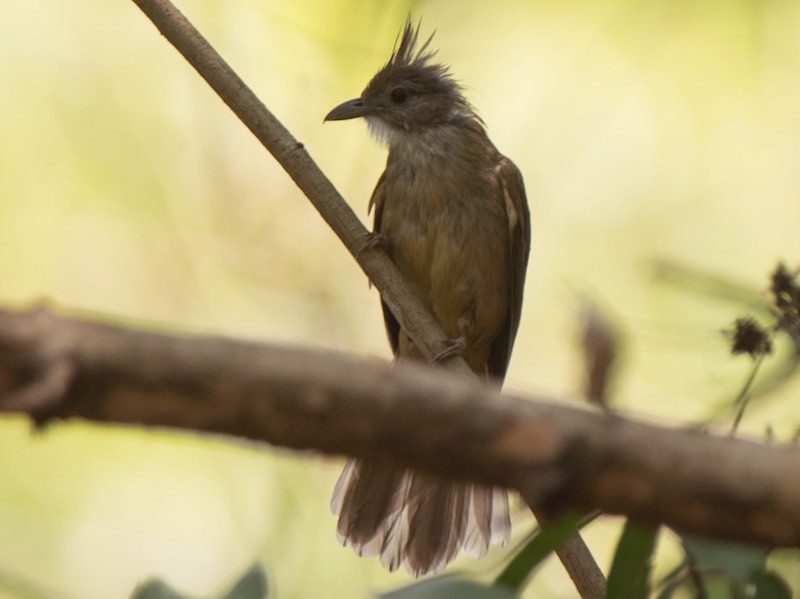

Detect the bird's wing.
xmin=369 ymin=172 xmax=401 ymax=356
xmin=488 ymin=156 xmax=531 ymax=380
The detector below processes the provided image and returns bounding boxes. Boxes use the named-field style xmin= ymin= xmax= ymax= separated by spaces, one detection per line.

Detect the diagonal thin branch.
xmin=128 ymin=0 xmax=602 ymax=593
xmin=130 ymin=0 xmax=470 ymax=377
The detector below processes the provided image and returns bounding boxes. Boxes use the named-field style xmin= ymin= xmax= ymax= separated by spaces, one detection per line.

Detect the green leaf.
xmin=606 ymin=520 xmax=659 ymax=599
xmin=380 ymin=576 xmax=517 ymax=599
xmin=681 ymin=534 xmax=768 ymax=584
xmin=129 ymin=579 xmax=192 ymax=599
xmin=129 ymin=566 xmax=267 ymax=599
xmin=753 ymin=569 xmax=792 ymax=599
xmin=220 ymin=565 xmax=268 ymax=599
xmin=494 ymin=512 xmax=591 ymax=592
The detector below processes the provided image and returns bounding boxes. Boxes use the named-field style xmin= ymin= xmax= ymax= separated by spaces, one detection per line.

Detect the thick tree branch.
xmin=2 ymin=306 xmax=800 ymax=552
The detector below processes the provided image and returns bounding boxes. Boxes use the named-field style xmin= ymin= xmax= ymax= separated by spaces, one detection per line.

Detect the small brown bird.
xmin=325 ymin=19 xmax=530 ymax=576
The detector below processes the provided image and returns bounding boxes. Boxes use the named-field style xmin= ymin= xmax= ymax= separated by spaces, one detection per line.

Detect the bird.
xmin=324 ymin=18 xmax=531 ymax=576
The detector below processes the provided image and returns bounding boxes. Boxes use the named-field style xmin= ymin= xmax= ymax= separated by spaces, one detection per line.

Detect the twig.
xmin=730 ymin=354 xmax=765 ymax=434
xmin=554 ymin=534 xmax=606 ymax=598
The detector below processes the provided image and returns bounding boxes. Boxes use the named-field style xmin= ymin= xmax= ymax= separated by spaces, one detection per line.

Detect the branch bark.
xmin=2 ymin=306 xmax=800 ymax=552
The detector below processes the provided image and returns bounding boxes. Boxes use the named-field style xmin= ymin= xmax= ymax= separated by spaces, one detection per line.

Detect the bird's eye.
xmin=390 ymin=87 xmax=408 ymax=104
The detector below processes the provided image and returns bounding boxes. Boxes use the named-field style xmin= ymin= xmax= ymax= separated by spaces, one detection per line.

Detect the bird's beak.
xmin=324 ymin=98 xmax=371 ymax=122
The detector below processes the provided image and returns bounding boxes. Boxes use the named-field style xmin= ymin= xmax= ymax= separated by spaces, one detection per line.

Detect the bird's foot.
xmin=430 ymin=336 xmax=467 ymax=364
xmin=357 ymin=232 xmax=388 ymax=257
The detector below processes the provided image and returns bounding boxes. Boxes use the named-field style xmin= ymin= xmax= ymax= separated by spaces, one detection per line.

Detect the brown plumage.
xmin=325 ymin=19 xmax=531 ymax=576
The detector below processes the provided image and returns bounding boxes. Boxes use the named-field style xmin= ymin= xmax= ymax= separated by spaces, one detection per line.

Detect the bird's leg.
xmin=360 ymin=232 xmax=390 ymax=289
xmin=430 ymin=316 xmax=473 ymax=364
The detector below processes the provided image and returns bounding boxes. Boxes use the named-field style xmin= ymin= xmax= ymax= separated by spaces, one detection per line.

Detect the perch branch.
xmin=1 ymin=306 xmax=800 ymax=554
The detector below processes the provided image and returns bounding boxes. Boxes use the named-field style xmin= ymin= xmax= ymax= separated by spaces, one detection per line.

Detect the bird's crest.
xmin=387 ymin=19 xmax=438 ymax=69
xmin=362 ymin=18 xmax=469 ymax=119
xmin=344 ymin=17 xmax=479 ymax=140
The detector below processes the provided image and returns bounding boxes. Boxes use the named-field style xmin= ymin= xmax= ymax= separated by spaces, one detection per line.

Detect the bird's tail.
xmin=331 ymin=459 xmax=510 ymax=576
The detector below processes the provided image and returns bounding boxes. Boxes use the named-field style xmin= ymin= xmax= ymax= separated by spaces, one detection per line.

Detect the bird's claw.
xmin=430 ymin=336 xmax=467 ymax=364
xmin=358 ymin=232 xmax=388 ymax=257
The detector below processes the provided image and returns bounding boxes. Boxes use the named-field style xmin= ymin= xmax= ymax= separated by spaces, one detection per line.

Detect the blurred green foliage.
xmin=131 ymin=564 xmax=267 ymax=599
xmin=380 ymin=577 xmax=517 ymax=599
xmin=606 ymin=521 xmax=658 ymax=599
xmin=1 ymin=0 xmax=800 ymax=597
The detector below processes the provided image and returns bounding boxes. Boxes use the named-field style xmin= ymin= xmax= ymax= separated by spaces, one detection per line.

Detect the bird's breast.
xmin=377 ymin=144 xmax=511 ymax=356
xmin=380 ymin=155 xmax=487 ymax=266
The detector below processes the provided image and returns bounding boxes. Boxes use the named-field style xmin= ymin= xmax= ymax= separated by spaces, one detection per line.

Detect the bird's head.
xmin=325 ymin=19 xmax=474 ymax=143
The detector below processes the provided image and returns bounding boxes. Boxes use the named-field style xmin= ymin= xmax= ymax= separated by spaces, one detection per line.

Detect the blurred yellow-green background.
xmin=1 ymin=1 xmax=799 ymax=597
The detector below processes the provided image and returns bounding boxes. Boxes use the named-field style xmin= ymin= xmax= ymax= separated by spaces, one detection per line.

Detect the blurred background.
xmin=1 ymin=0 xmax=799 ymax=597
